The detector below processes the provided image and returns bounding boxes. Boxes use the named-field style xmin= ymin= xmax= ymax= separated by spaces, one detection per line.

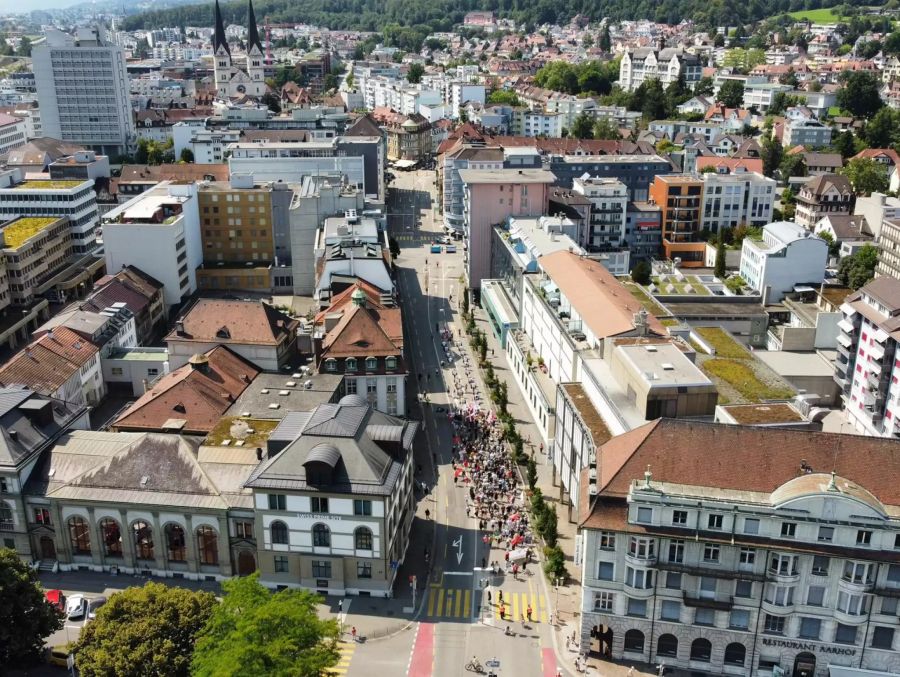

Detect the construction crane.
xmin=264 ymin=15 xmax=272 ymax=64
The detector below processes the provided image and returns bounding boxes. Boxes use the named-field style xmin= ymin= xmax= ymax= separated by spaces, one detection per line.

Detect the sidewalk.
xmin=457 ymin=305 xmax=657 ymax=677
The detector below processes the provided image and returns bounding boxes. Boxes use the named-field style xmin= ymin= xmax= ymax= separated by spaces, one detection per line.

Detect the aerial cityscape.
xmin=2 ymin=0 xmax=900 ymax=675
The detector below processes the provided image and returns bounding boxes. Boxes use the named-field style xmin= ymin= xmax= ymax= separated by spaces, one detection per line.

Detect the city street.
xmin=385 ymin=169 xmax=562 ymax=677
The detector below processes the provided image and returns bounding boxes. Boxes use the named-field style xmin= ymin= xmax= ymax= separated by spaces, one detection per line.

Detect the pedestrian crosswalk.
xmin=491 ymin=590 xmax=549 ymax=623
xmin=425 ymin=587 xmax=475 ymax=619
xmin=393 ymin=234 xmax=425 ymax=243
xmin=328 ymin=640 xmax=356 ymax=676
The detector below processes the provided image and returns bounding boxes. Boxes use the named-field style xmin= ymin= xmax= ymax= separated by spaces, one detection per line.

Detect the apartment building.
xmin=0 ymin=216 xmax=72 ymax=306
xmin=625 ymin=201 xmax=662 ymax=264
xmin=548 ymin=155 xmax=672 ymax=202
xmin=102 ymin=182 xmax=203 ymax=308
xmin=619 ymin=48 xmax=701 ymax=93
xmin=783 ymin=119 xmax=834 ymax=148
xmin=439 ymin=144 xmax=504 ymax=234
xmin=580 ymin=419 xmax=900 ymax=675
xmin=251 ymin=397 xmax=416 ymax=595
xmin=0 ymin=168 xmax=100 ymax=254
xmin=460 ymin=168 xmax=555 ymax=292
xmin=196 ymin=176 xmax=277 ymax=292
xmin=739 ymin=222 xmax=828 ymax=304
xmin=509 ymin=109 xmax=563 ymax=138
xmin=795 ymin=175 xmax=854 ymax=230
xmin=32 ymin=26 xmax=135 ymax=156
xmin=700 ymin=172 xmax=775 ymax=234
xmin=835 ymin=277 xmax=900 ymax=438
xmin=876 ymin=218 xmax=900 ymax=281
xmin=649 ymin=175 xmax=705 ymax=267
xmin=172 ymin=124 xmax=241 ymax=164
xmin=0 ymin=113 xmax=27 ymax=155
xmin=572 ymin=177 xmax=628 ymax=255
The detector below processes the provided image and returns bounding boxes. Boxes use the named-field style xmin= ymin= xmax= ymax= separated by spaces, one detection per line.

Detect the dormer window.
xmin=325 ymin=358 xmax=337 ymax=372
xmin=216 ymin=326 xmax=231 ymax=339
xmin=365 ymin=357 xmax=377 ymax=371
xmin=346 ymin=357 xmax=358 ymax=372
xmin=386 ymin=356 xmax=397 ymax=370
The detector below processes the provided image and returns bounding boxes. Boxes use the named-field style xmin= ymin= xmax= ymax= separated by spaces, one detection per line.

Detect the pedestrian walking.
xmin=487 ymin=591 xmax=492 ymax=604
xmin=351 ymin=626 xmax=357 ymax=642
xmin=527 ymin=604 xmax=532 ymax=622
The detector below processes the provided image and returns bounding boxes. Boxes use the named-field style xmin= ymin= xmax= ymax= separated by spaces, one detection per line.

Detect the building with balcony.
xmin=0 ymin=168 xmax=100 ymax=254
xmin=795 ymin=175 xmax=854 ymax=230
xmin=700 ymin=172 xmax=775 ymax=235
xmin=739 ymin=222 xmax=829 ymax=304
xmin=876 ymin=218 xmax=900 ymax=282
xmin=619 ymin=48 xmax=701 ymax=93
xmin=579 ymin=419 xmax=900 ymax=675
xmin=439 ymin=143 xmax=504 ymax=234
xmin=783 ymin=119 xmax=833 ymax=148
xmin=0 ymin=216 xmax=73 ymax=306
xmin=649 ymin=175 xmax=705 ymax=267
xmin=547 ymin=155 xmax=672 ymax=202
xmin=834 ymin=276 xmax=900 ymax=438
xmin=102 ymin=182 xmax=203 ymax=308
xmin=572 ymin=177 xmax=628 ymax=261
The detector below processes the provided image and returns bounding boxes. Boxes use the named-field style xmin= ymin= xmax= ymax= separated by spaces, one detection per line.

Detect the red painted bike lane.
xmin=542 ymin=647 xmax=561 ymax=677
xmin=408 ymin=622 xmax=435 ymax=677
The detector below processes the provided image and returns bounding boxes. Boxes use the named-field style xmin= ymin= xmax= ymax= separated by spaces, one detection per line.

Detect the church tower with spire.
xmin=212 ymin=0 xmax=267 ymax=100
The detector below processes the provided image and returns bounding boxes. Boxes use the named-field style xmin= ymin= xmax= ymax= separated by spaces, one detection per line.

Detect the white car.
xmin=66 ymin=594 xmax=86 ymax=620
xmin=439 ymin=235 xmax=452 ymax=245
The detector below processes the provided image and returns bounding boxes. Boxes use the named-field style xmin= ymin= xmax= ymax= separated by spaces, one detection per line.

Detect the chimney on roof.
xmin=175 ymin=320 xmax=186 ymax=336
xmin=256 ymin=446 xmax=263 ymax=461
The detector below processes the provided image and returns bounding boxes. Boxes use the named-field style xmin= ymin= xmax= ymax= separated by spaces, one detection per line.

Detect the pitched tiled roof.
xmin=538 ymin=251 xmax=666 ymax=339
xmin=580 ymin=419 xmax=900 ymax=530
xmin=112 ymin=346 xmax=260 ymax=435
xmin=0 ymin=327 xmax=98 ymax=395
xmin=167 ymin=299 xmax=298 ymax=346
xmin=853 ymin=148 xmax=900 ymax=166
xmin=314 ymin=280 xmax=387 ymax=325
xmin=118 ymin=164 xmax=229 ymax=183
xmin=695 ymin=156 xmax=763 ymax=174
xmin=321 ymin=305 xmax=403 ymax=358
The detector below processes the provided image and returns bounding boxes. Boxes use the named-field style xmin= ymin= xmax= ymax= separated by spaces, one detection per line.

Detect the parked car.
xmin=47 ymin=645 xmax=71 ymax=668
xmin=45 ymin=589 xmax=65 ymax=611
xmin=430 ymin=244 xmax=442 ymax=254
xmin=445 ymin=244 xmax=457 ymax=253
xmin=66 ymin=594 xmax=86 ymax=620
xmin=439 ymin=235 xmax=452 ymax=245
xmin=87 ymin=596 xmax=107 ymax=620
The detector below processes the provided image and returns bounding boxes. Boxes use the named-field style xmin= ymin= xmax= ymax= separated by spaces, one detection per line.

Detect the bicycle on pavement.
xmin=465 ymin=657 xmax=484 ymax=673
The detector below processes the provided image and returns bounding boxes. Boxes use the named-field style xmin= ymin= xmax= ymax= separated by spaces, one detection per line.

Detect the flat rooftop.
xmin=458 ymin=168 xmax=556 ymax=184
xmin=105 ymin=347 xmax=169 ymax=361
xmin=0 ymin=217 xmax=60 ymax=249
xmin=561 ymin=382 xmax=612 ymax=447
xmin=720 ymin=402 xmax=805 ymax=425
xmin=8 ymin=179 xmax=86 ymax=190
xmin=557 ymin=154 xmax=670 ymax=164
xmin=225 ymin=371 xmax=342 ymax=420
xmin=616 ymin=342 xmax=712 ymax=388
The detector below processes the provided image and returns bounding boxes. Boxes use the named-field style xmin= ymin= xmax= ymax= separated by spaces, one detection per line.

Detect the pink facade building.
xmin=459 ymin=168 xmax=555 ymax=292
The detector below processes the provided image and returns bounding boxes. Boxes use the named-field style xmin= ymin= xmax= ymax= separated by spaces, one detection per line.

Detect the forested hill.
xmin=122 ymin=0 xmax=874 ymax=34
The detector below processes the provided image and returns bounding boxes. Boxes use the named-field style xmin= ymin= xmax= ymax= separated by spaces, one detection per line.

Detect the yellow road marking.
xmin=435 ymin=587 xmax=444 ymax=616
xmin=464 ymin=588 xmax=472 ymax=618
xmin=428 ymin=588 xmax=437 ymax=616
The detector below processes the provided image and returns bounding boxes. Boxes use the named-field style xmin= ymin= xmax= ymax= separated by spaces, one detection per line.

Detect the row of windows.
xmin=325 ymin=356 xmax=398 ymax=372
xmin=634 ymin=506 xmax=890 ymax=548
xmin=267 ymin=495 xmax=373 ymax=516
xmin=270 ymin=521 xmax=373 ymax=550
xmin=272 ymin=557 xmax=372 ymax=579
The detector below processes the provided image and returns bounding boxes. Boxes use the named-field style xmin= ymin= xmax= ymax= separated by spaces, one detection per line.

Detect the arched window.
xmin=99 ymin=518 xmax=122 ymax=557
xmin=690 ymin=638 xmax=712 ymax=662
xmin=313 ymin=523 xmax=331 ymax=547
xmin=724 ymin=642 xmax=746 ymax=666
xmin=355 ymin=527 xmax=373 ymax=550
xmin=68 ymin=516 xmax=91 ymax=555
xmin=623 ymin=629 xmax=645 ymax=653
xmin=165 ymin=524 xmax=186 ymax=562
xmin=270 ymin=520 xmax=288 ymax=545
xmin=132 ymin=520 xmax=154 ymax=560
xmin=657 ymin=634 xmax=678 ymax=657
xmin=197 ymin=526 xmax=218 ymax=566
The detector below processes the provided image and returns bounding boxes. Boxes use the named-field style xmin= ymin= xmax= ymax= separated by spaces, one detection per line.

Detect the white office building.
xmin=102 ymin=182 xmax=203 ymax=308
xmin=573 ymin=177 xmax=629 ymax=255
xmin=32 ymin=27 xmax=135 ymax=156
xmin=700 ymin=172 xmax=776 ymax=235
xmin=739 ymin=221 xmax=828 ymax=303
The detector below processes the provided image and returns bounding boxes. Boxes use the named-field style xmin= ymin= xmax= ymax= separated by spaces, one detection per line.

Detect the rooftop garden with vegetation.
xmin=203 ymin=417 xmax=279 ymax=448
xmin=0 ymin=217 xmax=58 ymax=249
xmin=13 ymin=180 xmax=84 ymax=190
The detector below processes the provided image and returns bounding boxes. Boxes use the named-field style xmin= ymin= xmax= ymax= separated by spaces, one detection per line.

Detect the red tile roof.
xmin=167 ymin=299 xmax=298 ymax=346
xmin=853 ymin=148 xmax=900 ymax=166
xmin=695 ymin=156 xmax=763 ymax=174
xmin=320 ymin=304 xmax=403 ymax=358
xmin=112 ymin=346 xmax=260 ymax=434
xmin=0 ymin=327 xmax=98 ymax=395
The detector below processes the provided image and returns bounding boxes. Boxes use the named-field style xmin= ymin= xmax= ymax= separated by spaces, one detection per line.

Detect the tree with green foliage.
xmin=599 ymin=24 xmax=611 ymax=51
xmin=16 ymin=35 xmax=31 ymax=57
xmin=863 ymin=107 xmax=899 ymax=149
xmin=694 ymin=76 xmax=715 ymax=97
xmin=817 ymin=230 xmax=841 ymax=259
xmin=74 ymin=582 xmax=216 ymax=677
xmin=761 ymin=132 xmax=783 ymax=178
xmin=192 ymin=573 xmax=339 ymax=677
xmin=543 ymin=544 xmax=568 ymax=580
xmin=715 ymin=237 xmax=727 ymax=278
xmin=487 ymin=89 xmax=521 ymax=106
xmin=179 ymin=148 xmax=194 ymax=163
xmin=631 ymin=260 xmax=651 ymax=285
xmin=717 ymin=79 xmax=745 ymax=108
xmin=837 ymin=243 xmax=878 ymax=290
xmin=768 ymin=91 xmax=801 ymax=116
xmin=779 ymin=153 xmax=807 ymax=180
xmin=0 ymin=548 xmax=64 ymax=667
xmin=569 ymin=112 xmax=594 ymax=139
xmin=837 ymin=71 xmax=883 ymax=118
xmin=526 ymin=456 xmax=538 ymax=490
xmin=407 ymin=62 xmax=425 ymax=84
xmin=842 ymin=157 xmax=889 ymax=196
xmin=885 ymin=30 xmax=900 ymax=55
xmin=834 ymin=130 xmax=859 ymax=159
xmin=633 ymin=77 xmax=667 ymax=120
xmin=592 ymin=117 xmax=620 ymax=140
xmin=262 ymin=91 xmax=281 ymax=113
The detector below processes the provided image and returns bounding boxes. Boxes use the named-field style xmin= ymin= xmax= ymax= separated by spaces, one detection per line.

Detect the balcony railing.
xmin=683 ymin=591 xmax=734 ymax=610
